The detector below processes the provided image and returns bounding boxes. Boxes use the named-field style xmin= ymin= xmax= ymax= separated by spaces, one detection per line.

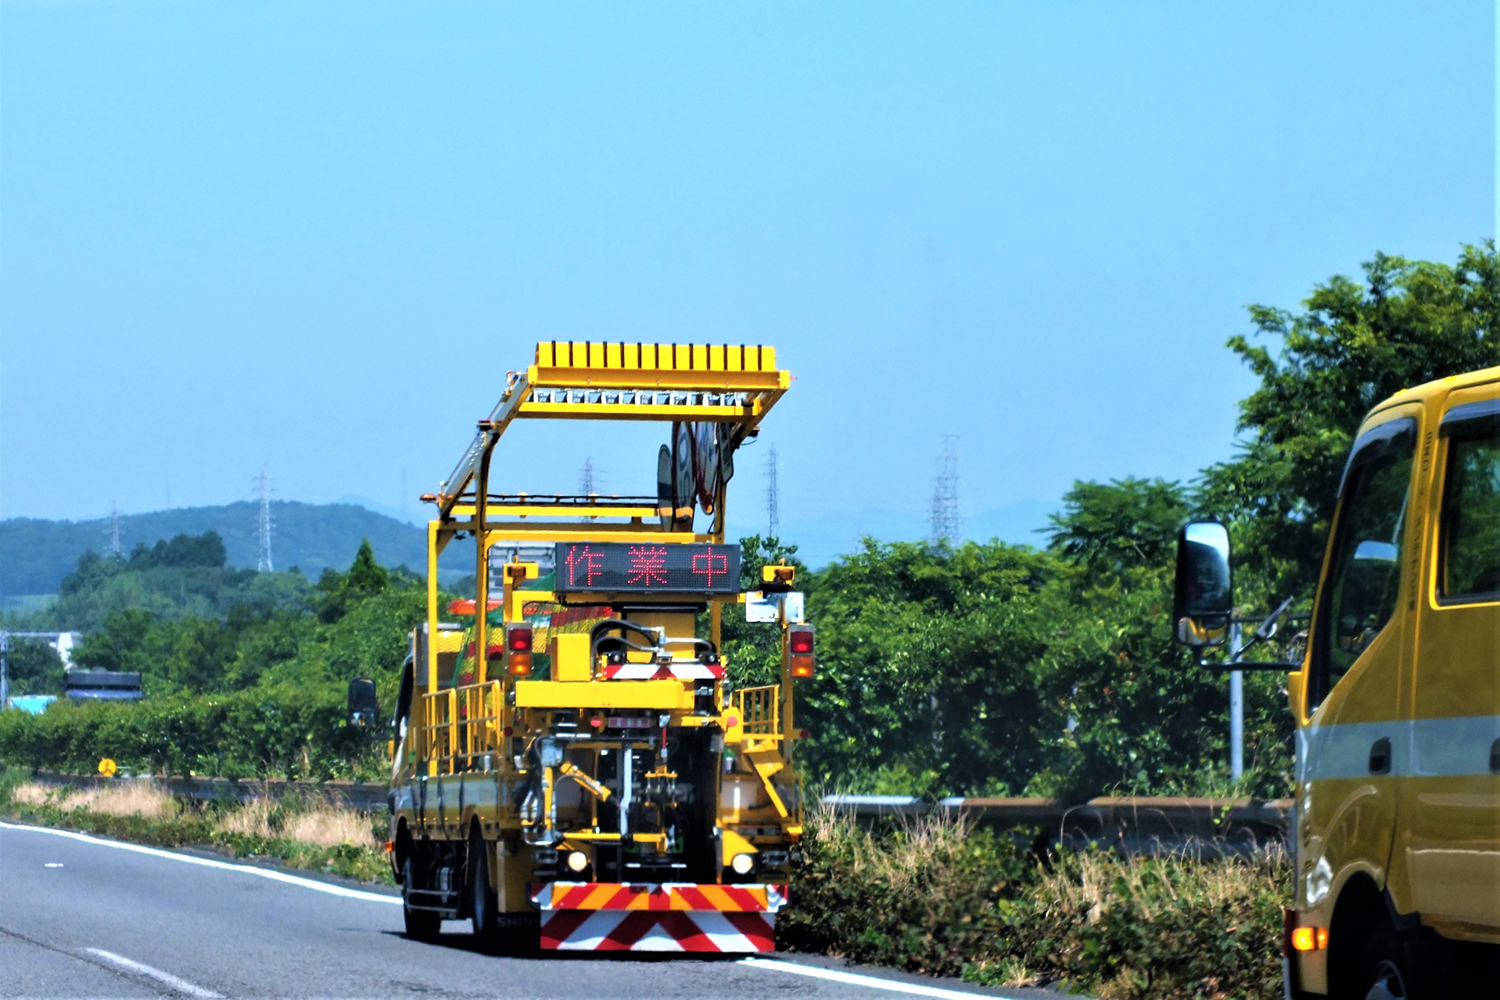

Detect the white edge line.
xmin=0 ymin=821 xmax=401 ymax=905
xmin=85 ymin=948 xmax=224 ymax=998
xmin=740 ymin=957 xmax=1025 ymax=1000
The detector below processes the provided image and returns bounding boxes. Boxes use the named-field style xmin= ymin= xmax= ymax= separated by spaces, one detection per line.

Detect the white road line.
xmin=0 ymin=821 xmax=401 ymax=905
xmin=741 ymin=958 xmax=1023 ymax=1000
xmin=85 ymin=948 xmax=223 ymax=998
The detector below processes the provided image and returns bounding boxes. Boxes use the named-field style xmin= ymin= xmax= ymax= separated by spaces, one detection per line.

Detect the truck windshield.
xmin=1312 ymin=418 xmax=1416 ymax=707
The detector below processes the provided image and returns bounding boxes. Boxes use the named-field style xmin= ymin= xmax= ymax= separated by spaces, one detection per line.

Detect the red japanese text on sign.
xmin=564 ymin=545 xmax=605 ymax=588
xmin=691 ymin=548 xmax=729 ymax=589
xmin=626 ymin=546 xmax=669 ymax=587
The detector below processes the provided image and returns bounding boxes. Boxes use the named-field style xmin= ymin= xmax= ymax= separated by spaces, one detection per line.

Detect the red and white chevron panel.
xmin=600 ymin=661 xmax=724 ymax=681
xmin=532 ymin=882 xmax=786 ymax=953
xmin=540 ymin=909 xmax=774 ymax=952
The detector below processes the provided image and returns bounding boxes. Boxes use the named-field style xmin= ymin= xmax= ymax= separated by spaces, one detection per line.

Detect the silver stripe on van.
xmin=1297 ymin=715 xmax=1500 ymax=781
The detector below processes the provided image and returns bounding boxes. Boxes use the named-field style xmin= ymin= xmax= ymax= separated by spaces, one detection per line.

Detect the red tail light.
xmin=788 ymin=624 xmax=815 ymax=679
xmin=507 ymin=626 xmax=533 ymax=676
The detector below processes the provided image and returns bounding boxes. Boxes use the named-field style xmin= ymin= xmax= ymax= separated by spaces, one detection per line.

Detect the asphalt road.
xmin=0 ymin=822 xmax=1065 ymax=1000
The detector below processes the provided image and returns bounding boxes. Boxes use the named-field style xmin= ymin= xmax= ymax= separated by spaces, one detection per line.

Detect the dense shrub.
xmin=0 ymin=687 xmax=378 ymax=780
xmin=782 ymin=808 xmax=1288 ymax=1000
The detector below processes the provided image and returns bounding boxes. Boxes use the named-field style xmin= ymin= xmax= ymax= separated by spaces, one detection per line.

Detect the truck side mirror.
xmin=348 ymin=677 xmax=379 ymax=728
xmin=1172 ymin=521 xmax=1232 ymax=647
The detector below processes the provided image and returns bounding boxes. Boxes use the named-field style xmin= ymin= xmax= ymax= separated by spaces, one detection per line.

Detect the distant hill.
xmin=0 ymin=501 xmax=465 ymax=597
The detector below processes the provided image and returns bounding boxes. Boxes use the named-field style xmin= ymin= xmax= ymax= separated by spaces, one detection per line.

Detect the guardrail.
xmin=30 ymin=771 xmax=389 ymax=812
xmin=822 ymin=794 xmax=1291 ymax=854
xmin=24 ymin=772 xmax=1290 ymax=850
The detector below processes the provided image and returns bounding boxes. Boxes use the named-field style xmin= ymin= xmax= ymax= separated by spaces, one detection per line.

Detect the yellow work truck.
xmin=387 ymin=342 xmax=810 ymax=953
xmin=1174 ymin=366 xmax=1499 ymax=997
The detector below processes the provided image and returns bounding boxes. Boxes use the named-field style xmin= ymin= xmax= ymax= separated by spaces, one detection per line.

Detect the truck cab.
xmin=1175 ymin=366 xmax=1500 ymax=998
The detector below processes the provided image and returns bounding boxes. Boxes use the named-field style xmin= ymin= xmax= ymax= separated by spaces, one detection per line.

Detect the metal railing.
xmin=421 ymin=681 xmax=504 ymax=774
xmin=733 ymin=684 xmax=780 ymax=736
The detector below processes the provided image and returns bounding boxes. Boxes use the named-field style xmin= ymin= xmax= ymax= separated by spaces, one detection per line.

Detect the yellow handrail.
xmin=733 ymin=684 xmax=780 ymax=735
xmin=419 ymin=681 xmax=505 ymax=775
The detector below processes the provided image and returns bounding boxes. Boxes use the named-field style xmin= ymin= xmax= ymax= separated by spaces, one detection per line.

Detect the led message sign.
xmin=552 ymin=543 xmax=741 ymax=594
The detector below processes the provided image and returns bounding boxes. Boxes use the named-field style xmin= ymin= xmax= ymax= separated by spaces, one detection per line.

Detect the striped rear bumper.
xmin=530 ymin=882 xmax=787 ymax=952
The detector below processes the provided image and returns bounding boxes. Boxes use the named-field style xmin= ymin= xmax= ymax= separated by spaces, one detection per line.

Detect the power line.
xmin=764 ymin=445 xmax=780 ymax=540
xmin=255 ymin=467 xmax=274 ymax=572
xmin=579 ymin=457 xmax=595 ymax=495
xmin=929 ymin=435 xmax=961 ymax=546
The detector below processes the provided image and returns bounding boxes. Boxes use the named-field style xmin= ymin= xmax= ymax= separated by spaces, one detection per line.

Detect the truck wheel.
xmin=1359 ymin=927 xmax=1411 ymax=1000
xmin=403 ymin=857 xmax=440 ymax=942
xmin=468 ymin=833 xmax=503 ymax=953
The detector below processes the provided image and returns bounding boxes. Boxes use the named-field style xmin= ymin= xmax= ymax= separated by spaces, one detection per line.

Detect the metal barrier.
xmin=29 ymin=771 xmax=389 ymax=811
xmin=821 ymin=794 xmax=1292 ymax=855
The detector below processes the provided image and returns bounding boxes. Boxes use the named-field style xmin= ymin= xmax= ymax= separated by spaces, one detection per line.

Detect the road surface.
xmin=0 ymin=822 xmax=1062 ymax=1000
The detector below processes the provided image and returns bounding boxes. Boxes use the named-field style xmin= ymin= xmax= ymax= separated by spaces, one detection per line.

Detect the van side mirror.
xmin=1172 ymin=521 xmax=1232 ymax=647
xmin=348 ymin=677 xmax=379 ymax=728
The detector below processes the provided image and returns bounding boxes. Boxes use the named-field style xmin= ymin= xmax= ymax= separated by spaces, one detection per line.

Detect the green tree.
xmin=1199 ymin=242 xmax=1500 ymax=598
xmin=1044 ymin=477 xmax=1189 ymax=590
xmin=3 ymin=637 xmax=64 ymax=697
xmin=797 ymin=539 xmax=1055 ymax=795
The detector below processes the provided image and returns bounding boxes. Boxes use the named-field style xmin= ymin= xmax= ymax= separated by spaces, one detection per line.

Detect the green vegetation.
xmin=1197 ymin=245 xmax=1499 ymax=599
xmin=0 ymin=539 xmax=428 ymax=779
xmin=782 ymin=807 xmax=1288 ymax=1000
xmin=3 ymin=637 xmax=64 ymax=697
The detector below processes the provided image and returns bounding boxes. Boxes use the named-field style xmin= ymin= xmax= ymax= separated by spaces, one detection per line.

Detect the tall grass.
xmin=0 ymin=769 xmax=392 ymax=884
xmin=781 ymin=805 xmax=1288 ymax=1000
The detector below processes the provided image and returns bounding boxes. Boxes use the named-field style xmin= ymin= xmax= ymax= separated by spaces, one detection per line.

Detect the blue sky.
xmin=1 ymin=2 xmax=1492 ymax=566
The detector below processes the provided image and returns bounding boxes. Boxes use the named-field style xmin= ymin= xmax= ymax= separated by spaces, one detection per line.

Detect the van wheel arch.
xmin=1328 ymin=873 xmax=1384 ymax=999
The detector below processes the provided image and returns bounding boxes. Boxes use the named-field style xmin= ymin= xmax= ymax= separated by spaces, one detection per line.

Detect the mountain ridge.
xmin=0 ymin=501 xmax=463 ymax=597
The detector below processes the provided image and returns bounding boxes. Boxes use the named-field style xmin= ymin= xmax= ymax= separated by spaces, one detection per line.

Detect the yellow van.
xmin=1174 ymin=366 xmax=1499 ymax=998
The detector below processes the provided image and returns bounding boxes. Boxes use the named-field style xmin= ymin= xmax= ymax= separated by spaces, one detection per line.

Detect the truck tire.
xmin=468 ymin=833 xmax=502 ymax=953
xmin=403 ymin=857 xmax=441 ymax=942
xmin=1358 ymin=926 xmax=1411 ymax=1000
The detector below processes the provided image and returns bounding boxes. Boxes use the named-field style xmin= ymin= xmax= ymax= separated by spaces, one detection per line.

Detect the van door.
xmin=1400 ymin=389 xmax=1500 ymax=937
xmin=1299 ymin=411 xmax=1420 ymax=922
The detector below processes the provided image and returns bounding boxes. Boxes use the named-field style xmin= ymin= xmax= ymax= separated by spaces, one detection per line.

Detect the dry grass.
xmin=10 ymin=780 xmax=180 ymax=818
xmin=814 ymin=806 xmax=976 ymax=891
xmin=1034 ymin=841 xmax=1290 ymax=926
xmin=282 ymin=806 xmax=380 ymax=849
xmin=9 ymin=782 xmax=53 ymax=807
xmin=213 ymin=797 xmax=274 ymax=837
xmin=212 ymin=797 xmax=379 ymax=849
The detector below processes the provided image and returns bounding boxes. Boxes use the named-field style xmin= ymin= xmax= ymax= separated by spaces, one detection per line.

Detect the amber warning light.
xmin=788 ymin=624 xmax=815 ymax=679
xmin=507 ymin=626 xmax=533 ymax=676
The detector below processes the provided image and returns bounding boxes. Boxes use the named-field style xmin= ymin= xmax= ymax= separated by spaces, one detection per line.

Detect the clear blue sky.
xmin=1 ymin=2 xmax=1492 ymax=566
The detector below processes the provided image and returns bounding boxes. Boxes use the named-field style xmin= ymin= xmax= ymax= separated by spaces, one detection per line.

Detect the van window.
xmin=1440 ymin=432 xmax=1500 ymax=602
xmin=1311 ymin=418 xmax=1416 ymax=708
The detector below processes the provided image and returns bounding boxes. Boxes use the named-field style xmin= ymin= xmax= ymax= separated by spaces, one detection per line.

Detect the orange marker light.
xmin=1290 ymin=927 xmax=1326 ymax=951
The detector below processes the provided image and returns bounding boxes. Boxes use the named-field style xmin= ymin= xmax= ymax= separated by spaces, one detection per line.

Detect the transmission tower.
xmin=929 ymin=435 xmax=961 ymax=546
xmin=579 ymin=457 xmax=595 ymax=495
xmin=255 ymin=467 xmax=274 ymax=572
xmin=105 ymin=502 xmax=121 ymax=557
xmin=764 ymin=445 xmax=780 ymax=539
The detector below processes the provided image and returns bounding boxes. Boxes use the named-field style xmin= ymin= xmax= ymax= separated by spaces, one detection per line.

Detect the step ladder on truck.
xmin=387 ymin=342 xmax=812 ymax=953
